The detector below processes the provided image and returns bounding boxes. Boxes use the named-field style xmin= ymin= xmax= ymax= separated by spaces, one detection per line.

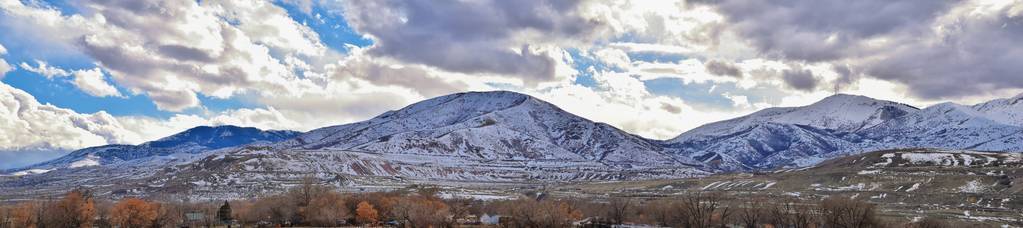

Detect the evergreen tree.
xmin=217 ymin=201 xmax=233 ymax=224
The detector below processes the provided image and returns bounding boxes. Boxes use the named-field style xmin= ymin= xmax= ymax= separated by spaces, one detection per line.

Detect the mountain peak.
xmin=675 ymin=93 xmax=917 ymax=140
xmin=816 ymin=93 xmax=874 ymax=104
xmin=814 ymin=93 xmax=916 ymax=109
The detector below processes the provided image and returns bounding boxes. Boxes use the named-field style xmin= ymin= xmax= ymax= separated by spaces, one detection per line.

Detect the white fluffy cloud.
xmin=0 ymin=44 xmax=11 ymax=78
xmin=70 ymin=68 xmax=123 ymax=98
xmin=19 ymin=60 xmax=68 ymax=78
xmin=522 ymin=64 xmax=753 ymax=139
xmin=20 ymin=60 xmax=123 ymax=97
xmin=0 ymin=81 xmax=138 ymax=150
xmin=0 ymin=0 xmax=330 ymax=111
xmin=0 ymin=80 xmax=305 ymax=151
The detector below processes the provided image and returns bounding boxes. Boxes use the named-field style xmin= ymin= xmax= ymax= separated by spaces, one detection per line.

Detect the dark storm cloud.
xmin=336 ymin=57 xmax=469 ymax=97
xmin=342 ymin=0 xmax=605 ymax=83
xmin=863 ymin=8 xmax=1023 ymax=99
xmin=714 ymin=0 xmax=958 ymax=61
xmin=782 ymin=67 xmax=818 ymax=91
xmin=831 ymin=64 xmax=855 ymax=92
xmin=704 ymin=59 xmax=743 ymax=78
xmin=710 ymin=0 xmax=1023 ymax=99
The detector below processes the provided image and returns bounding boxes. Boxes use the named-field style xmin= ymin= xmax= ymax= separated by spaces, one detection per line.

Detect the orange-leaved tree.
xmin=110 ymin=198 xmax=158 ymax=228
xmin=356 ymin=201 xmax=379 ymax=224
xmin=10 ymin=202 xmax=38 ymax=228
xmin=55 ymin=190 xmax=96 ymax=228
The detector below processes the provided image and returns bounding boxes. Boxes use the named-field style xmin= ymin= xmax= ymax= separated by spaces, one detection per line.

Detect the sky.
xmin=0 ymin=0 xmax=1022 ymax=168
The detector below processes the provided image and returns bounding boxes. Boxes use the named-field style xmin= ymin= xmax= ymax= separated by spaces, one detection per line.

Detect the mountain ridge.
xmin=11 ymin=125 xmax=301 ymax=172
xmin=5 ymin=90 xmax=1023 ymax=196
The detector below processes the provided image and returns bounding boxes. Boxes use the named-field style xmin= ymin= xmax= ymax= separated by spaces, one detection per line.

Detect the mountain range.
xmin=3 ymin=91 xmax=1023 ymax=197
xmin=10 ymin=126 xmax=300 ymax=172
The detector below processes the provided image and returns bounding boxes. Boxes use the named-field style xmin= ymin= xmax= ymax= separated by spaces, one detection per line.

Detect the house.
xmin=456 ymin=214 xmax=480 ymax=225
xmin=480 ymin=214 xmax=501 ymax=225
xmin=574 ymin=216 xmax=614 ymax=227
xmin=180 ymin=212 xmax=209 ymax=228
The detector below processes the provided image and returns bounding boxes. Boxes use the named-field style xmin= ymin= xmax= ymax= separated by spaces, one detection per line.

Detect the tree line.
xmin=0 ymin=182 xmax=968 ymax=227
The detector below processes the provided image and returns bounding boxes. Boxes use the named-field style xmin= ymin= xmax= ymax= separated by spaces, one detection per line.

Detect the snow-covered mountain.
xmin=278 ymin=91 xmax=695 ymax=167
xmin=15 ymin=125 xmax=301 ymax=171
xmin=665 ymin=93 xmax=1023 ymax=170
xmin=671 ymin=94 xmax=918 ymax=140
xmin=4 ymin=91 xmax=1023 ymax=199
xmin=855 ymin=102 xmax=1023 ymax=152
xmin=971 ymin=93 xmax=1023 ymax=127
xmin=156 ymin=91 xmax=706 ymax=189
xmin=663 ymin=94 xmax=918 ymax=169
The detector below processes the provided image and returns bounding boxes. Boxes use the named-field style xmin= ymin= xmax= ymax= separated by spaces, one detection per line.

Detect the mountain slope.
xmin=664 ymin=94 xmax=917 ymax=169
xmin=16 ymin=125 xmax=301 ymax=171
xmin=147 ymin=92 xmax=706 ymax=195
xmin=855 ymin=102 xmax=1023 ymax=151
xmin=669 ymin=94 xmax=917 ymax=143
xmin=971 ymin=93 xmax=1023 ymax=127
xmin=279 ymin=91 xmax=695 ymax=167
xmin=665 ymin=92 xmax=1023 ymax=170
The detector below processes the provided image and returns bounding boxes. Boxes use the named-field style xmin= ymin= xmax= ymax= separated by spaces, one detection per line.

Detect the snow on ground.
xmin=905 ymin=183 xmax=921 ymax=192
xmin=901 ymin=153 xmax=957 ymax=166
xmin=437 ymin=192 xmax=515 ymax=201
xmin=7 ymin=169 xmax=52 ymax=176
xmin=873 ymin=153 xmax=895 ymax=167
xmin=959 ymin=180 xmax=987 ymax=193
xmin=858 ymin=169 xmax=881 ymax=175
xmin=69 ymin=155 xmax=100 ymax=168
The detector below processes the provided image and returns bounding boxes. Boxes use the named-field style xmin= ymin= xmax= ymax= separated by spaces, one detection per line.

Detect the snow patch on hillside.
xmin=69 ymin=155 xmax=100 ymax=168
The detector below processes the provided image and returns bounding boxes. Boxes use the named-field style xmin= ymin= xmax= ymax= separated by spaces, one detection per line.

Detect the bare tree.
xmin=643 ymin=199 xmax=675 ymax=227
xmin=818 ymin=198 xmax=882 ymax=228
xmin=736 ymin=200 xmax=765 ymax=228
xmin=906 ymin=217 xmax=951 ymax=228
xmin=765 ymin=200 xmax=818 ymax=228
xmin=675 ymin=192 xmax=732 ymax=228
xmin=606 ymin=197 xmax=632 ymax=225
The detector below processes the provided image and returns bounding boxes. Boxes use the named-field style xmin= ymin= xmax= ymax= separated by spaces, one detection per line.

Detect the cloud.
xmin=704 ymin=59 xmax=743 ymax=78
xmin=1 ymin=0 xmax=329 ymax=111
xmin=0 ymin=60 xmax=10 ymax=78
xmin=0 ymin=82 xmax=139 ymax=151
xmin=3 ymin=0 xmax=1021 ymax=155
xmin=593 ymin=48 xmax=631 ymax=70
xmin=20 ymin=60 xmax=69 ymax=78
xmin=333 ymin=50 xmax=470 ymax=97
xmin=713 ymin=0 xmax=957 ymax=61
xmin=0 ymin=43 xmax=10 ymax=79
xmin=709 ymin=0 xmax=1023 ymax=100
xmin=20 ymin=61 xmax=122 ymax=97
xmin=781 ymin=66 xmax=819 ymax=91
xmin=0 ymin=79 xmax=309 ymax=167
xmin=660 ymin=102 xmax=682 ymax=114
xmin=861 ymin=0 xmax=1023 ymax=99
xmin=0 ymin=0 xmax=491 ymax=145
xmin=341 ymin=0 xmax=607 ymax=84
xmin=70 ymin=68 xmax=123 ymax=97
xmin=527 ymin=68 xmax=749 ymax=139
